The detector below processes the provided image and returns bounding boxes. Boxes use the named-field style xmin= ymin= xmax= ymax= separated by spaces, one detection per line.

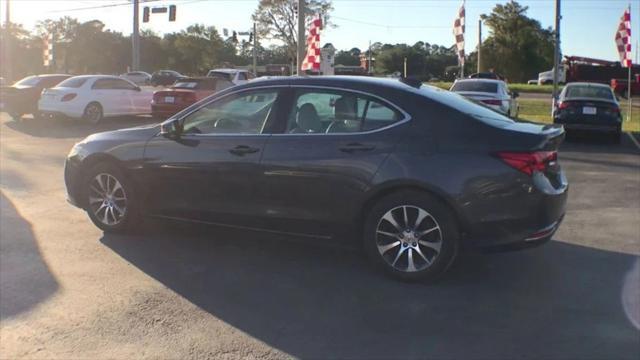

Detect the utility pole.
xmin=552 ymin=0 xmax=561 ymax=104
xmin=4 ymin=0 xmax=12 ymax=82
xmin=296 ymin=0 xmax=305 ymax=75
xmin=403 ymin=57 xmax=407 ymax=77
xmin=132 ymin=0 xmax=140 ymax=71
xmin=368 ymin=40 xmax=372 ymax=74
xmin=253 ymin=22 xmax=257 ymax=75
xmin=477 ymin=19 xmax=482 ymax=74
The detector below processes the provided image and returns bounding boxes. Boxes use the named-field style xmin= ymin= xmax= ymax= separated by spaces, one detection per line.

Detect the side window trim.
xmin=275 ymin=85 xmax=410 ymax=136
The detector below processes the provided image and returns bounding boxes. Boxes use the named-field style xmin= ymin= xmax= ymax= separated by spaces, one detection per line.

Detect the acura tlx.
xmin=64 ymin=76 xmax=568 ymax=281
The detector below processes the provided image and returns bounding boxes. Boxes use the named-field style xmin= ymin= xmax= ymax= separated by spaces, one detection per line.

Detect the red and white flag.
xmin=301 ymin=16 xmax=322 ymax=72
xmin=43 ymin=32 xmax=54 ymax=67
xmin=453 ymin=2 xmax=465 ymax=67
xmin=615 ymin=8 xmax=632 ymax=67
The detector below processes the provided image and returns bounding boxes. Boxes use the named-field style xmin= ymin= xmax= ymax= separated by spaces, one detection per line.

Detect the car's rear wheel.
xmin=83 ymin=163 xmax=139 ymax=233
xmin=363 ymin=191 xmax=459 ymax=282
xmin=83 ymin=102 xmax=103 ymax=124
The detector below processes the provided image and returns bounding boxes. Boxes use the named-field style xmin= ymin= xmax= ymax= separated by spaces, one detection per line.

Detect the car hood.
xmin=83 ymin=123 xmax=161 ymax=144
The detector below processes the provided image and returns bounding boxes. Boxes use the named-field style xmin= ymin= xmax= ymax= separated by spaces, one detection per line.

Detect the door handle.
xmin=339 ymin=142 xmax=376 ymax=153
xmin=229 ymin=145 xmax=260 ymax=156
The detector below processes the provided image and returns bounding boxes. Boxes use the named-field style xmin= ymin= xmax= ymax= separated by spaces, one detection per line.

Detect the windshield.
xmin=56 ymin=77 xmax=88 ymax=88
xmin=14 ymin=76 xmax=41 ymax=86
xmin=564 ymin=86 xmax=614 ymax=101
xmin=451 ymin=81 xmax=499 ymax=93
xmin=419 ymin=85 xmax=515 ymax=127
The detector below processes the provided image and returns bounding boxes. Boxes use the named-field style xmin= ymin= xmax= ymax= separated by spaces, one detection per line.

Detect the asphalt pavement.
xmin=1 ymin=113 xmax=639 ymax=359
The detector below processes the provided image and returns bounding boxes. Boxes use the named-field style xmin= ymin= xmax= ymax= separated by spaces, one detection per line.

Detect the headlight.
xmin=68 ymin=142 xmax=90 ymax=160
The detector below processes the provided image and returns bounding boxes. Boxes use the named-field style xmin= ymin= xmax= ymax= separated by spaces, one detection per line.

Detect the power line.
xmin=332 ymin=15 xmax=449 ymax=29
xmin=48 ymin=0 xmax=160 ymax=14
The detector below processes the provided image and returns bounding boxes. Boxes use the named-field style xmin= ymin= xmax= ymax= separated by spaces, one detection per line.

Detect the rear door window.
xmin=286 ymin=89 xmax=402 ymax=134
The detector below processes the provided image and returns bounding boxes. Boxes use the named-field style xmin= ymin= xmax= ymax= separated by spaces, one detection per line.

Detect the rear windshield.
xmin=208 ymin=71 xmax=232 ymax=81
xmin=14 ymin=76 xmax=41 ymax=86
xmin=565 ymin=86 xmax=614 ymax=100
xmin=173 ymin=80 xmax=214 ymax=90
xmin=419 ymin=85 xmax=515 ymax=127
xmin=56 ymin=77 xmax=88 ymax=88
xmin=451 ymin=81 xmax=498 ymax=93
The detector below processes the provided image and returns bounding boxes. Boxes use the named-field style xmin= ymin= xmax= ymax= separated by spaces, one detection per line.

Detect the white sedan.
xmin=450 ymin=79 xmax=519 ymax=117
xmin=38 ymin=75 xmax=153 ymax=123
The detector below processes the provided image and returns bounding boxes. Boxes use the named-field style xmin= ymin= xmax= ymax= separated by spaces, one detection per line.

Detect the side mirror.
xmin=511 ymin=91 xmax=520 ymax=98
xmin=160 ymin=118 xmax=183 ymax=138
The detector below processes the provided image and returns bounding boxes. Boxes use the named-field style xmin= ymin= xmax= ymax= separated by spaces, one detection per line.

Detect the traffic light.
xmin=232 ymin=31 xmax=238 ymax=43
xmin=249 ymin=32 xmax=253 ymax=42
xmin=169 ymin=5 xmax=176 ymax=22
xmin=143 ymin=6 xmax=150 ymax=23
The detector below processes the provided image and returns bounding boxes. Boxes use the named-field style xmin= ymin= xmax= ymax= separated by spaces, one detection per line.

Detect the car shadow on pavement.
xmin=100 ymin=222 xmax=640 ymax=359
xmin=0 ymin=192 xmax=59 ymax=320
xmin=3 ymin=115 xmax=160 ymax=139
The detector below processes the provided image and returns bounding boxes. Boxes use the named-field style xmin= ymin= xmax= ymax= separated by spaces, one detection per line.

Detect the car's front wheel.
xmin=363 ymin=191 xmax=459 ymax=282
xmin=83 ymin=163 xmax=139 ymax=233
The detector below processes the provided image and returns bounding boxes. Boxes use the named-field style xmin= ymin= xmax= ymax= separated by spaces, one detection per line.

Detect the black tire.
xmin=363 ymin=190 xmax=459 ymax=282
xmin=82 ymin=162 xmax=140 ymax=233
xmin=9 ymin=112 xmax=23 ymax=121
xmin=83 ymin=102 xmax=103 ymax=124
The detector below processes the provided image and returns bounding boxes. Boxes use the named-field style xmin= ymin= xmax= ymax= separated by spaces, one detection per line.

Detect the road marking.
xmin=627 ymin=132 xmax=640 ymax=151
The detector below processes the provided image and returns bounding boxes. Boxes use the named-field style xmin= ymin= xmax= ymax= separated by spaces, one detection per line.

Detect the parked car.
xmin=450 ymin=79 xmax=519 ymax=117
xmin=38 ymin=75 xmax=153 ymax=123
xmin=553 ymin=82 xmax=622 ymax=143
xmin=206 ymin=68 xmax=254 ymax=85
xmin=527 ymin=79 xmax=538 ymax=85
xmin=64 ymin=76 xmax=568 ymax=281
xmin=1 ymin=74 xmax=71 ymax=120
xmin=150 ymin=70 xmax=185 ymax=86
xmin=151 ymin=77 xmax=234 ymax=118
xmin=121 ymin=71 xmax=152 ymax=85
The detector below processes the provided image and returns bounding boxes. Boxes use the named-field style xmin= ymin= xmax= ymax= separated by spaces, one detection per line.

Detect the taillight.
xmin=557 ymin=102 xmax=570 ymax=109
xmin=61 ymin=93 xmax=77 ymax=102
xmin=482 ymin=99 xmax=502 ymax=106
xmin=496 ymin=151 xmax=558 ymax=176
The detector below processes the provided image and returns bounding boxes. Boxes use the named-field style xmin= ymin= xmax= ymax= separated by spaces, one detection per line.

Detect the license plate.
xmin=164 ymin=96 xmax=175 ymax=103
xmin=582 ymin=106 xmax=597 ymax=115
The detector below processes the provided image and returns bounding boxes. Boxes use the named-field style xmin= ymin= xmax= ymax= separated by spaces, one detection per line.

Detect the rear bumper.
xmin=38 ymin=100 xmax=84 ymax=118
xmin=559 ymin=123 xmax=620 ymax=132
xmin=151 ymin=103 xmax=187 ymax=118
xmin=464 ymin=171 xmax=569 ymax=251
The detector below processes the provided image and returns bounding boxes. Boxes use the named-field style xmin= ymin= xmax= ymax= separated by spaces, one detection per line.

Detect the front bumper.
xmin=64 ymin=157 xmax=84 ymax=208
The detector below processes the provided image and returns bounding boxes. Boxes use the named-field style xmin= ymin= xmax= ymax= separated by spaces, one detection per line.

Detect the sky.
xmin=1 ymin=0 xmax=639 ymax=63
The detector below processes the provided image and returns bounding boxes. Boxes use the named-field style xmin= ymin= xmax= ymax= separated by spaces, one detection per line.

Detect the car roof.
xmin=453 ymin=78 xmax=505 ymax=85
xmin=35 ymin=74 xmax=71 ymax=78
xmin=209 ymin=69 xmax=245 ymax=74
xmin=564 ymin=82 xmax=611 ymax=89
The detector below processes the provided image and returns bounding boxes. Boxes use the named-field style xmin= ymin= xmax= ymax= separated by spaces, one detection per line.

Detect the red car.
xmin=151 ymin=77 xmax=233 ymax=118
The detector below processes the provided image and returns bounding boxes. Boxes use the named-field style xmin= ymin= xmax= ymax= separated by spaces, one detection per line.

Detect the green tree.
xmin=252 ymin=0 xmax=333 ymax=61
xmin=480 ymin=0 xmax=554 ymax=82
xmin=334 ymin=50 xmax=359 ymax=66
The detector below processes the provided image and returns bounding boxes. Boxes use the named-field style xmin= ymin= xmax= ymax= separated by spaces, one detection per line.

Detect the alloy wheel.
xmin=88 ymin=173 xmax=127 ymax=226
xmin=85 ymin=104 xmax=102 ymax=123
xmin=375 ymin=205 xmax=443 ymax=272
